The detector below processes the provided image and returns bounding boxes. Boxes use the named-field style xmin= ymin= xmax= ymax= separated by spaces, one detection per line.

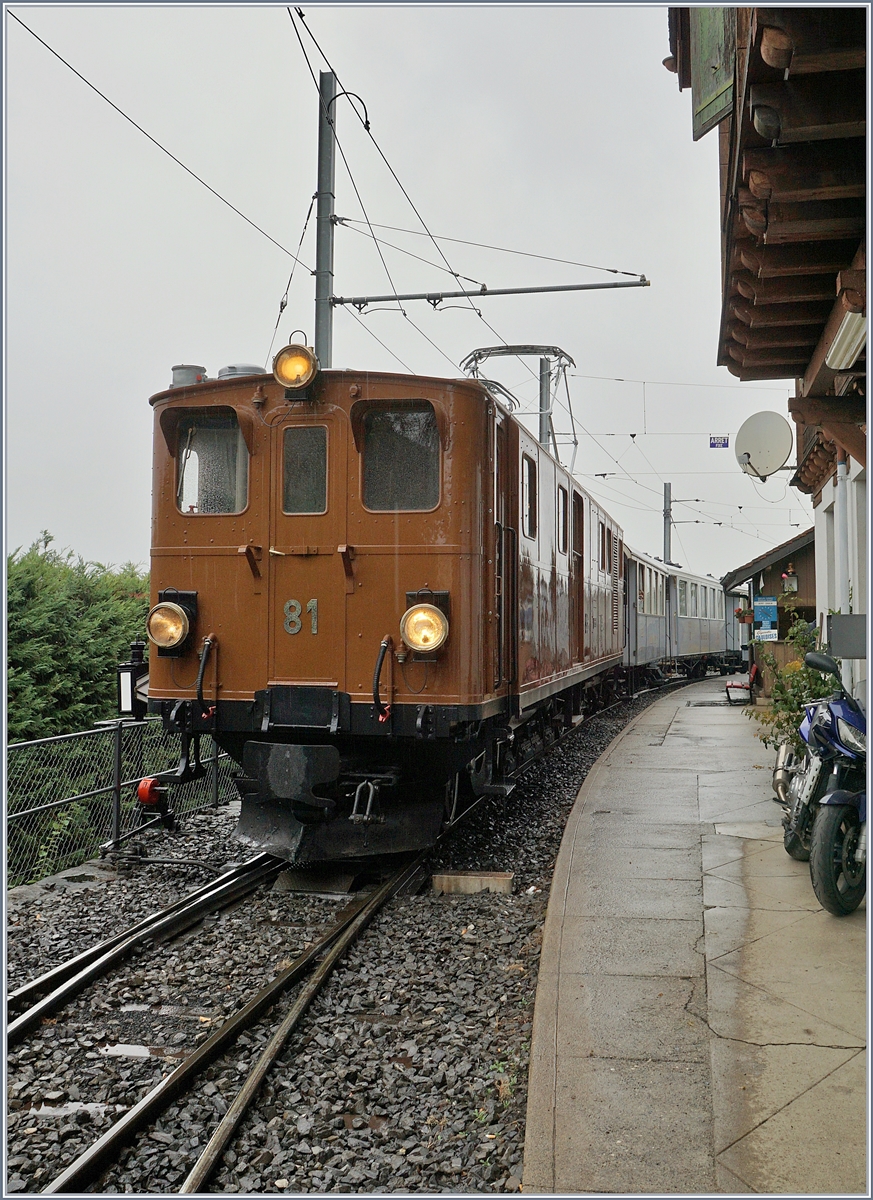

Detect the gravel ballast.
xmin=6 ymin=690 xmax=673 ymax=1193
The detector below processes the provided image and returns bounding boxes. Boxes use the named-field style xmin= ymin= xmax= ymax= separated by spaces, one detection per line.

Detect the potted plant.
xmin=735 ymin=605 xmax=754 ymax=624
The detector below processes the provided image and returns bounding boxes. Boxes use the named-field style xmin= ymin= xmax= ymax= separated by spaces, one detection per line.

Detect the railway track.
xmin=40 ymin=856 xmax=425 ymax=1194
xmin=8 ymin=854 xmax=285 ymax=1045
xmin=7 ymin=677 xmax=702 ymax=1194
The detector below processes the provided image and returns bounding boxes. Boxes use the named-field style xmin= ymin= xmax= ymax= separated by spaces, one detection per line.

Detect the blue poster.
xmin=710 ymin=435 xmax=729 ymax=448
xmin=754 ymin=596 xmax=778 ymax=624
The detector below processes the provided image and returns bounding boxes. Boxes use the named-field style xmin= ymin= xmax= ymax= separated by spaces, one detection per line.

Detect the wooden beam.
xmin=730 ymin=323 xmax=821 ymax=351
xmin=836 ymin=269 xmax=865 ymax=314
xmin=737 ymin=240 xmax=858 ymax=279
xmin=743 ymin=143 xmax=865 ymax=203
xmin=821 ymin=421 xmax=867 ymax=468
xmin=727 ymin=344 xmax=811 ymax=369
xmin=723 ymin=360 xmax=804 ymax=382
xmin=735 ymin=274 xmax=836 ymax=305
xmin=760 ymin=199 xmax=866 ymax=245
xmin=754 ymin=9 xmax=867 ymax=77
xmin=789 ymin=396 xmax=867 ymax=426
xmin=800 ymin=245 xmax=866 ymax=399
xmin=731 ymin=299 xmax=832 ymax=328
xmin=750 ymin=74 xmax=866 ymax=143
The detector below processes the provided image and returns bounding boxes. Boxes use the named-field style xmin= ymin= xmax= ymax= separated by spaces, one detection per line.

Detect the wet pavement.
xmin=523 ymin=675 xmax=867 ymax=1195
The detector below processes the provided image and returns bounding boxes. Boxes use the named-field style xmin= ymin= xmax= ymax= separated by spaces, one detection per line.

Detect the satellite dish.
xmin=735 ymin=411 xmax=794 ymax=482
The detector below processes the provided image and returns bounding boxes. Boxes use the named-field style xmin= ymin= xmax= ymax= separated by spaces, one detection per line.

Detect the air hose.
xmin=373 ymin=636 xmax=392 ymax=722
xmin=196 ymin=635 xmax=217 ymax=717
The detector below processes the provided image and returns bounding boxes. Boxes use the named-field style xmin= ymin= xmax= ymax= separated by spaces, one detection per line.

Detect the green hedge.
xmin=7 ymin=533 xmax=150 ymax=744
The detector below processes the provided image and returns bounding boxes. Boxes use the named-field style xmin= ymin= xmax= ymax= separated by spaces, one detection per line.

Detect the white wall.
xmin=814 ymin=459 xmax=867 ymax=698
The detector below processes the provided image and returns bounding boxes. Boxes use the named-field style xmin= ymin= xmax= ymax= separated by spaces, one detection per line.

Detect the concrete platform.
xmin=523 ymin=677 xmax=867 ymax=1195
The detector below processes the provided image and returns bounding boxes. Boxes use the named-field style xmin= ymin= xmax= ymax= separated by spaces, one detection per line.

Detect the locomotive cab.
xmin=146 ymin=350 xmax=626 ymax=863
xmin=148 ymin=356 xmax=507 ymax=860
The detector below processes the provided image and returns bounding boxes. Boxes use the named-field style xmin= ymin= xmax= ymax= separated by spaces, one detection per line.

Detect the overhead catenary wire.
xmin=290 ymin=6 xmax=550 ymax=389
xmin=338 ymin=221 xmax=486 ymax=287
xmin=288 ymin=8 xmax=466 ymax=376
xmin=570 ymin=372 xmax=791 ymax=393
xmin=334 ymin=218 xmax=645 ymax=278
xmin=265 ymin=192 xmax=317 ymax=366
xmin=340 ymin=306 xmax=416 ymax=374
xmin=7 ymin=10 xmax=314 ymax=269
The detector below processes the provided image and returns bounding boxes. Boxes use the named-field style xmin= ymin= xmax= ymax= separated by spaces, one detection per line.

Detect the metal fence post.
xmin=111 ymin=720 xmax=123 ymax=849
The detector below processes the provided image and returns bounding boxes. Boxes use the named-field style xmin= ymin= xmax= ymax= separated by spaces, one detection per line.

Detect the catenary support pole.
xmin=539 ymin=358 xmax=551 ymax=449
xmin=663 ymin=482 xmax=672 ymax=565
xmin=314 ymin=70 xmax=336 ymax=367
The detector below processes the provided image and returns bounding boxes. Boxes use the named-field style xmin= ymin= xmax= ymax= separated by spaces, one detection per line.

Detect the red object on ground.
xmin=137 ymin=777 xmax=163 ymax=805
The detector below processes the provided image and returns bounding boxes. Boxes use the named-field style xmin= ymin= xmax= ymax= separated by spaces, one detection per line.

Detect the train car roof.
xmin=148 ymin=366 xmax=498 ymax=407
xmin=624 ymin=544 xmax=727 ymax=591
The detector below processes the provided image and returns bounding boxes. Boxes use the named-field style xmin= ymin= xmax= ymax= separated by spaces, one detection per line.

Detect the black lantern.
xmin=117 ymin=640 xmax=149 ymax=720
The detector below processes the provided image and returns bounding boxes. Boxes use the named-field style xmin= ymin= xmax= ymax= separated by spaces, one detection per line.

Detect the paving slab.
xmin=523 ymin=676 xmax=867 ymax=1195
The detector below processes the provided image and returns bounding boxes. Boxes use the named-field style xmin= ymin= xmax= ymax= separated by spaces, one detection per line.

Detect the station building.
xmin=664 ymin=7 xmax=866 ymax=696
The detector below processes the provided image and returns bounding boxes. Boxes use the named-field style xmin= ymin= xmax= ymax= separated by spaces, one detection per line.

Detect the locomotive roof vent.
xmin=217 ymin=363 xmax=268 ymax=379
xmin=170 ymin=364 xmax=207 ymax=388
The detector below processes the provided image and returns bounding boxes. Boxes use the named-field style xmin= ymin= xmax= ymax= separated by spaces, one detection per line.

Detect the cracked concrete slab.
xmin=716 ymin=1050 xmax=867 ymax=1194
xmin=523 ymin=676 xmax=866 ymax=1195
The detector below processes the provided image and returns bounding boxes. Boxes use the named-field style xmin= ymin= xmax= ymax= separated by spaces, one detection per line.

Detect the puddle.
xmin=25 ymin=1101 xmax=127 ymax=1119
xmin=119 ymin=1003 xmax=213 ymax=1019
xmin=98 ymin=1042 xmax=188 ymax=1060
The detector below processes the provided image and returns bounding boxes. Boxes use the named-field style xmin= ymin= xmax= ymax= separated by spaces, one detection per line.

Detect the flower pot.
xmin=738 ymin=613 xmax=754 ymax=624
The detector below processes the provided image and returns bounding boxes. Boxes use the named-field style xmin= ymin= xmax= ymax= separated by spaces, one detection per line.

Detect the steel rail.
xmin=179 ymin=854 xmax=425 ymax=1192
xmin=8 ymin=855 xmax=284 ymax=1045
xmin=41 ymin=859 xmax=420 ymax=1195
xmin=8 ymin=854 xmax=275 ymax=1016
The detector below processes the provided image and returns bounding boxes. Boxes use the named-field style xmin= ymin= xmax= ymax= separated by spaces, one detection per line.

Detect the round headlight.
xmin=400 ymin=603 xmax=449 ymax=653
xmin=273 ymin=344 xmax=318 ymax=389
xmin=146 ymin=602 xmax=190 ymax=649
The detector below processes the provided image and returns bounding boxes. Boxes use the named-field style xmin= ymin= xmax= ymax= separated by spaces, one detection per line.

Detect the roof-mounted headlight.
xmin=400 ymin=603 xmax=449 ymax=653
xmin=272 ymin=344 xmax=318 ymax=390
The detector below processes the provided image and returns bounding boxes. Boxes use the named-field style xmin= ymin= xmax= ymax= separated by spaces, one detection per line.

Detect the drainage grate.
xmin=686 ymin=700 xmax=730 ymax=707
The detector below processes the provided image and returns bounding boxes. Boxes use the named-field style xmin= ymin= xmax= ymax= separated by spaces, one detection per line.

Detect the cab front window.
xmin=177 ymin=411 xmax=248 ymax=514
xmin=362 ymin=403 xmax=440 ymax=511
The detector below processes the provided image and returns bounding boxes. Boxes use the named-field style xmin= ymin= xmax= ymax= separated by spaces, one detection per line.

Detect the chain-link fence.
xmin=7 ymin=720 xmax=238 ymax=888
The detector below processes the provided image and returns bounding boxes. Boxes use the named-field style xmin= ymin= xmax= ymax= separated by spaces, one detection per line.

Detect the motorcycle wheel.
xmin=809 ymin=805 xmax=866 ymax=916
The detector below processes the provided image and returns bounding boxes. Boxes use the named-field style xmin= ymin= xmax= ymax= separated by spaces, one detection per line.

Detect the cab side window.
xmin=177 ymin=411 xmax=248 ymax=514
xmin=522 ymin=455 xmax=538 ymax=538
xmin=362 ymin=403 xmax=440 ymax=511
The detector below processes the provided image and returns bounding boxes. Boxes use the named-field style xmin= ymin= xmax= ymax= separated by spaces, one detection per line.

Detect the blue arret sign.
xmin=710 ymin=435 xmax=729 ymax=448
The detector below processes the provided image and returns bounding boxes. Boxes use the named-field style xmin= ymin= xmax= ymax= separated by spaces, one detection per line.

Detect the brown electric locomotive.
xmin=143 ymin=344 xmax=623 ymax=862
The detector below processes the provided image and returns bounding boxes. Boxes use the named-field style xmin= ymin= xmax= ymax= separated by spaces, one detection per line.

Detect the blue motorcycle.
xmin=801 ymin=652 xmax=867 ymax=915
xmin=781 ymin=652 xmax=867 ymax=877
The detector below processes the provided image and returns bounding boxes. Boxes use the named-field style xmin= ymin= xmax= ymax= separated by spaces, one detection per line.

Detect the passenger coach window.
xmin=678 ymin=579 xmax=688 ymax=616
xmin=284 ymin=426 xmax=327 ymax=514
xmin=177 ymin=412 xmax=248 ymax=514
xmin=362 ymin=403 xmax=439 ymax=511
xmin=522 ymin=455 xmax=537 ymax=538
xmin=557 ymin=486 xmax=568 ymax=554
xmin=690 ymin=582 xmax=699 ymax=617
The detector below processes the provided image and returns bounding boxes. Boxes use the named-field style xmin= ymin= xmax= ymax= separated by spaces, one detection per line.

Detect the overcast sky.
xmin=4 ymin=3 xmax=812 ymax=580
